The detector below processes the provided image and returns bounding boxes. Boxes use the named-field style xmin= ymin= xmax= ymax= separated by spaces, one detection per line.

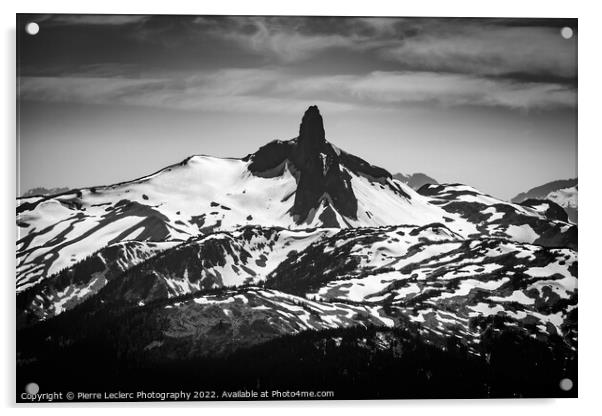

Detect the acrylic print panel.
xmin=16 ymin=14 xmax=577 ymax=402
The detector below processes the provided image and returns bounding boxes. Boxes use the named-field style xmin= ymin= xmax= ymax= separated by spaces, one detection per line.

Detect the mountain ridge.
xmin=511 ymin=178 xmax=577 ymax=223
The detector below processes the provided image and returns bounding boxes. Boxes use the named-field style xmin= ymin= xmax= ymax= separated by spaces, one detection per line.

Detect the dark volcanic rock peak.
xmin=289 ymin=106 xmax=357 ymax=222
xmin=244 ymin=106 xmax=359 ymax=222
xmin=246 ymin=105 xmax=399 ymax=224
xmin=295 ymin=105 xmax=329 ymax=168
xmin=298 ymin=105 xmax=325 ymax=148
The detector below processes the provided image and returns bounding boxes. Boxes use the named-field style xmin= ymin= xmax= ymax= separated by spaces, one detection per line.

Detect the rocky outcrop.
xmin=246 ymin=105 xmax=365 ymax=222
xmin=289 ymin=106 xmax=357 ymax=221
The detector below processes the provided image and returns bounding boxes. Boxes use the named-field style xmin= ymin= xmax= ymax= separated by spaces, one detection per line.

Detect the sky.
xmin=17 ymin=14 xmax=577 ymax=200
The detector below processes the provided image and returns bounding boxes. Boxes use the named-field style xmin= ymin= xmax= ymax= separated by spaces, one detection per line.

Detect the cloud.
xmin=290 ymin=71 xmax=576 ymax=109
xmin=24 ymin=16 xmax=575 ymax=86
xmin=380 ymin=24 xmax=577 ymax=80
xmin=17 ymin=72 xmax=352 ymax=114
xmin=39 ymin=14 xmax=149 ymax=26
xmin=191 ymin=16 xmax=396 ymax=63
xmin=233 ymin=22 xmax=352 ymax=62
xmin=189 ymin=17 xmax=576 ymax=83
xmin=18 ymin=67 xmax=576 ymax=114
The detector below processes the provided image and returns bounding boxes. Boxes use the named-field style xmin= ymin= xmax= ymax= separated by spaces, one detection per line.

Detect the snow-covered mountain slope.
xmin=144 ymin=288 xmax=395 ymax=358
xmin=22 ymin=222 xmax=575 ymax=355
xmin=265 ymin=224 xmax=576 ymax=350
xmin=151 ymin=235 xmax=576 ymax=355
xmin=418 ymin=183 xmax=576 ymax=249
xmin=511 ymin=178 xmax=578 ymax=223
xmin=33 ymin=222 xmax=575 ymax=358
xmin=16 ymin=156 xmax=301 ymax=288
xmin=18 ymin=226 xmax=336 ymax=325
xmin=17 ymin=108 xmax=574 ymax=291
xmin=82 ymin=227 xmax=337 ymax=306
xmin=17 ymin=240 xmax=180 ymax=327
xmin=17 ymin=203 xmax=574 ymax=328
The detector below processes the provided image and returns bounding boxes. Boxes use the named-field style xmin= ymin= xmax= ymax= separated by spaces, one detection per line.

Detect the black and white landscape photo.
xmin=16 ymin=14 xmax=577 ymax=401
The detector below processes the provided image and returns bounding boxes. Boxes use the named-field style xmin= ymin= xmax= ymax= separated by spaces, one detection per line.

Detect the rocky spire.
xmin=296 ymin=105 xmax=326 ymax=165
xmin=299 ymin=105 xmax=325 ymax=142
xmin=290 ymin=106 xmax=357 ymax=222
xmin=245 ymin=105 xmax=360 ymax=223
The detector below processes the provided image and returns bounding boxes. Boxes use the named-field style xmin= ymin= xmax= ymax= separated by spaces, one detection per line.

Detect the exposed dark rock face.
xmin=297 ymin=105 xmax=326 ymax=155
xmin=519 ymin=199 xmax=568 ymax=222
xmin=245 ymin=140 xmax=294 ymax=174
xmin=338 ymin=150 xmax=391 ymax=181
xmin=290 ymin=106 xmax=357 ymax=221
xmin=246 ymin=105 xmax=374 ymax=223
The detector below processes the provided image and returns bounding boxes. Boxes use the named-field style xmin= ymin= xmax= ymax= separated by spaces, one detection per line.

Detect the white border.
xmin=2 ymin=0 xmax=600 ymax=414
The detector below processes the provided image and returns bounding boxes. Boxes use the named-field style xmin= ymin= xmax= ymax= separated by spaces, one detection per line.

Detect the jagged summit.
xmin=298 ymin=105 xmax=325 ymax=148
xmin=245 ymin=106 xmax=358 ymax=223
xmin=242 ymin=106 xmax=412 ymax=224
xmin=291 ymin=106 xmax=357 ymax=222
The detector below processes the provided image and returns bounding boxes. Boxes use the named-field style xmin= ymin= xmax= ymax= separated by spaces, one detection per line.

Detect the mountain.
xmin=16 ymin=106 xmax=577 ymax=399
xmin=15 ymin=106 xmax=452 ymax=291
xmin=511 ymin=178 xmax=577 ymax=223
xmin=16 ymin=109 xmax=574 ymax=292
xmin=393 ymin=172 xmax=438 ymax=190
xmin=21 ymin=186 xmax=70 ymax=197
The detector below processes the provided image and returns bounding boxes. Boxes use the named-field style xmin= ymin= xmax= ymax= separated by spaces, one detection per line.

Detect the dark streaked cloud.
xmin=19 ymin=15 xmax=577 ymax=78
xmin=36 ymin=14 xmax=150 ymax=26
xmin=18 ymin=15 xmax=577 ymax=109
xmin=188 ymin=16 xmax=577 ymax=81
xmin=188 ymin=16 xmax=397 ymax=63
xmin=379 ymin=24 xmax=576 ymax=81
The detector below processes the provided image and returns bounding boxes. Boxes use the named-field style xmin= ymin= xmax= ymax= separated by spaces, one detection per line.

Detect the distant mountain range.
xmin=16 ymin=106 xmax=577 ymax=399
xmin=21 ymin=186 xmax=70 ymax=198
xmin=512 ymin=178 xmax=577 ymax=223
xmin=392 ymin=172 xmax=438 ymax=190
